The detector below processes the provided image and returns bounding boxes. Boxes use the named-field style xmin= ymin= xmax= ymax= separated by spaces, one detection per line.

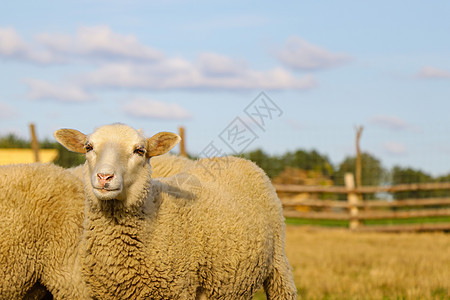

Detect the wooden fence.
xmin=275 ymin=173 xmax=450 ymax=232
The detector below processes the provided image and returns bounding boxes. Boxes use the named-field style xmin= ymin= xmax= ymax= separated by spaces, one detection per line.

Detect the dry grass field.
xmin=255 ymin=226 xmax=450 ymax=300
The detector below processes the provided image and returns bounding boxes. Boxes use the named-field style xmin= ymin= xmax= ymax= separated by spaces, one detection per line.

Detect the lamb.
xmin=0 ymin=163 xmax=89 ymax=299
xmin=55 ymin=123 xmax=297 ymax=299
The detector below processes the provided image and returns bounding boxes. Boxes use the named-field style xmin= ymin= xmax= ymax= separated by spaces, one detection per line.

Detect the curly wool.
xmin=150 ymin=153 xmax=195 ymax=178
xmin=0 ymin=163 xmax=88 ymax=299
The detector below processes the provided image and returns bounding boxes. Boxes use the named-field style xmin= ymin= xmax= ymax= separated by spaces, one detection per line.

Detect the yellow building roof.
xmin=0 ymin=149 xmax=59 ymax=165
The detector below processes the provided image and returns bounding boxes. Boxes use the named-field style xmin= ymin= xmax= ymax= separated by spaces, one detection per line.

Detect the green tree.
xmin=239 ymin=148 xmax=333 ymax=180
xmin=53 ymin=144 xmax=85 ymax=168
xmin=281 ymin=150 xmax=333 ymax=177
xmin=334 ymin=152 xmax=386 ymax=186
xmin=239 ymin=149 xmax=283 ymax=178
xmin=391 ymin=166 xmax=437 ymax=199
xmin=0 ymin=134 xmax=30 ymax=148
xmin=433 ymin=173 xmax=450 ymax=198
xmin=333 ymin=152 xmax=386 ymax=200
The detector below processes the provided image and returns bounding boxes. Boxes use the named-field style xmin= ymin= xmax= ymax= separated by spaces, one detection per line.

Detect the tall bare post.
xmin=179 ymin=126 xmax=187 ymax=157
xmin=345 ymin=172 xmax=361 ymax=229
xmin=355 ymin=126 xmax=363 ymax=188
xmin=29 ymin=123 xmax=40 ymax=163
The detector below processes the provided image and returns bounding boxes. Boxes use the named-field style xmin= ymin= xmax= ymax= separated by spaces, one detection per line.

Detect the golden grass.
xmin=255 ymin=226 xmax=450 ymax=300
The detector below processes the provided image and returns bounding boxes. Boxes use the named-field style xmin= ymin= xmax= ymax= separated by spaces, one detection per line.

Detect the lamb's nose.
xmin=97 ymin=173 xmax=114 ymax=187
xmin=97 ymin=173 xmax=114 ymax=181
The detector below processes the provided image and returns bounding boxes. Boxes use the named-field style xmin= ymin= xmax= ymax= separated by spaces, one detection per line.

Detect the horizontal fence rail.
xmin=280 ymin=198 xmax=450 ymax=209
xmin=274 ymin=182 xmax=450 ymax=194
xmin=275 ymin=173 xmax=450 ymax=232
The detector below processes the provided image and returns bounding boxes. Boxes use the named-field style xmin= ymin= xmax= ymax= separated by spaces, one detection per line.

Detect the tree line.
xmin=239 ymin=149 xmax=450 ymax=200
xmin=2 ymin=134 xmax=450 ymax=199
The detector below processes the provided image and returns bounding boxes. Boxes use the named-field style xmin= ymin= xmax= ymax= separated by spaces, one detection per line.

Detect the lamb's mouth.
xmin=95 ymin=187 xmax=121 ymax=193
xmin=93 ymin=187 xmax=122 ymax=201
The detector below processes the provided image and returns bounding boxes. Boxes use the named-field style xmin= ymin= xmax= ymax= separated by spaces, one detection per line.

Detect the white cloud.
xmin=277 ymin=36 xmax=351 ymax=71
xmin=0 ymin=26 xmax=163 ymax=64
xmin=0 ymin=101 xmax=17 ymax=118
xmin=0 ymin=27 xmax=56 ymax=63
xmin=197 ymin=52 xmax=247 ymax=76
xmin=369 ymin=115 xmax=414 ymax=131
xmin=0 ymin=28 xmax=28 ymax=56
xmin=416 ymin=66 xmax=450 ymax=79
xmin=383 ymin=142 xmax=406 ymax=155
xmin=5 ymin=26 xmax=318 ymax=92
xmin=82 ymin=60 xmax=317 ymax=91
xmin=25 ymin=79 xmax=93 ymax=102
xmin=35 ymin=26 xmax=164 ymax=62
xmin=123 ymin=99 xmax=192 ymax=120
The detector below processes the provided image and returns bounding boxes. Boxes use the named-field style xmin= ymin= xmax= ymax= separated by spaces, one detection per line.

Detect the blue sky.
xmin=1 ymin=1 xmax=450 ymax=175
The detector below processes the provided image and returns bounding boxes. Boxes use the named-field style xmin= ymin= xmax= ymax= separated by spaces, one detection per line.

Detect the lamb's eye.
xmin=134 ymin=147 xmax=146 ymax=156
xmin=85 ymin=143 xmax=93 ymax=152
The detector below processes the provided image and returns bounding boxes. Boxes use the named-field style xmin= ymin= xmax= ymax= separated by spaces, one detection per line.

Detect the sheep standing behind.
xmin=55 ymin=123 xmax=297 ymax=299
xmin=0 ymin=163 xmax=88 ymax=299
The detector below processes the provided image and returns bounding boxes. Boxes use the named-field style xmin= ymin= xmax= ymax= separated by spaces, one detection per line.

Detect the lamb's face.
xmin=85 ymin=125 xmax=149 ymax=201
xmin=54 ymin=124 xmax=181 ymax=202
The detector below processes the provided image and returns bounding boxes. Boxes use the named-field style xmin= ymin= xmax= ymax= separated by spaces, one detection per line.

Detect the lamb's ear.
xmin=54 ymin=129 xmax=87 ymax=154
xmin=146 ymin=132 xmax=181 ymax=157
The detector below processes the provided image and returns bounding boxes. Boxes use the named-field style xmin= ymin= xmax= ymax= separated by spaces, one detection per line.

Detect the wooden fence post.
xmin=345 ymin=172 xmax=361 ymax=229
xmin=29 ymin=123 xmax=40 ymax=163
xmin=355 ymin=126 xmax=363 ymax=188
xmin=178 ymin=126 xmax=187 ymax=157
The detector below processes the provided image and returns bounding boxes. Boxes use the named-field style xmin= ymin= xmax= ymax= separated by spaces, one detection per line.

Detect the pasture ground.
xmin=254 ymin=225 xmax=450 ymax=300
